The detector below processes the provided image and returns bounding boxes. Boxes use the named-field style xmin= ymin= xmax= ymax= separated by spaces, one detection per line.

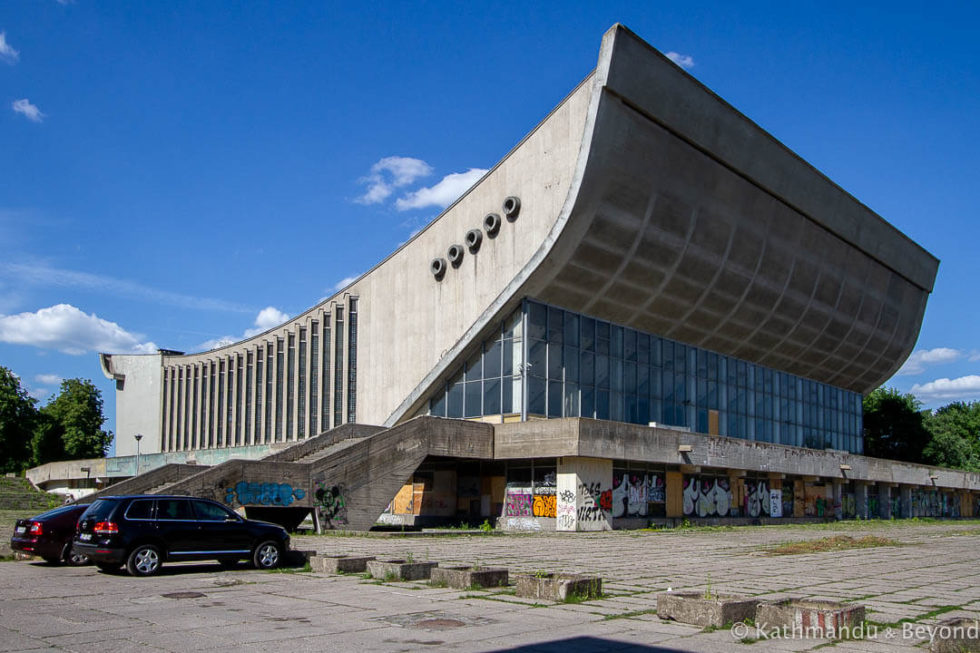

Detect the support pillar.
xmin=855 ymin=483 xmax=869 ymax=520
xmin=832 ymin=480 xmax=843 ymax=520
xmin=878 ymin=485 xmax=892 ymax=519
xmin=556 ymin=457 xmax=612 ymax=532
xmin=900 ymin=486 xmax=912 ymax=519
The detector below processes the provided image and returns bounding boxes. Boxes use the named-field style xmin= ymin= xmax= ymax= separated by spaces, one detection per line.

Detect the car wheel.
xmin=126 ymin=544 xmax=162 ymax=577
xmin=252 ymin=540 xmax=281 ymax=570
xmin=95 ymin=562 xmax=121 ymax=573
xmin=62 ymin=543 xmax=89 ymax=566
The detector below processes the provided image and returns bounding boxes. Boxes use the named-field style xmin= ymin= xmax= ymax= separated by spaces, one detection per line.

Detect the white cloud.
xmin=246 ymin=306 xmax=289 ymax=336
xmin=0 ymin=32 xmax=19 ymax=64
xmin=896 ymin=347 xmax=963 ymax=375
xmin=910 ymin=376 xmax=980 ymax=403
xmin=332 ymin=275 xmax=359 ymax=293
xmin=395 ymin=168 xmax=488 ymax=211
xmin=0 ymin=262 xmax=253 ymax=314
xmin=0 ymin=304 xmax=157 ymax=355
xmin=665 ymin=51 xmax=695 ymax=70
xmin=198 ymin=306 xmax=290 ymax=351
xmin=12 ymin=98 xmax=44 ymax=123
xmin=35 ymin=373 xmax=64 ymax=386
xmin=970 ymin=351 xmax=980 ymax=362
xmin=356 ymin=156 xmax=433 ymax=205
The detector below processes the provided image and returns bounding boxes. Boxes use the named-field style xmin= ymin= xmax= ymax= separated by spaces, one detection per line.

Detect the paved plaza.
xmin=3 ymin=520 xmax=980 ymax=652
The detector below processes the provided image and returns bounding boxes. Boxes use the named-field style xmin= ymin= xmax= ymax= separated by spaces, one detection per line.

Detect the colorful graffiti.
xmin=746 ymin=479 xmax=769 ymax=518
xmin=576 ymin=481 xmax=609 ymax=523
xmin=532 ymin=494 xmax=557 ymax=518
xmin=224 ymin=481 xmax=305 ymax=507
xmin=314 ymin=481 xmax=348 ymax=527
xmin=611 ymin=473 xmax=665 ymax=518
xmin=504 ymin=486 xmax=533 ymax=517
xmin=682 ymin=477 xmax=733 ymax=517
xmin=556 ymin=489 xmax=576 ymax=530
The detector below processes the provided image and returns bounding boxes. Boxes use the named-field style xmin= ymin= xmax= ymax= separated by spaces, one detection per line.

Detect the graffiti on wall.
xmin=504 ymin=486 xmax=533 ymax=517
xmin=224 ymin=481 xmax=306 ymax=507
xmin=556 ymin=489 xmax=576 ymax=530
xmin=746 ymin=479 xmax=770 ymax=518
xmin=314 ymin=481 xmax=348 ymax=527
xmin=611 ymin=473 xmax=665 ymax=518
xmin=533 ymin=494 xmax=557 ymax=518
xmin=682 ymin=477 xmax=733 ymax=518
xmin=576 ymin=481 xmax=611 ymax=523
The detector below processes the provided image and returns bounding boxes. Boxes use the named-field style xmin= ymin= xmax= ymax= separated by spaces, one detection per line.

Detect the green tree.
xmin=862 ymin=387 xmax=932 ymax=463
xmin=0 ymin=366 xmax=38 ymax=473
xmin=33 ymin=379 xmax=113 ymax=465
xmin=923 ymin=402 xmax=980 ymax=471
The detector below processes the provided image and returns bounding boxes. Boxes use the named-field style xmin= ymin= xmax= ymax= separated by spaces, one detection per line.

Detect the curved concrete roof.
xmin=145 ymin=24 xmax=936 ymax=432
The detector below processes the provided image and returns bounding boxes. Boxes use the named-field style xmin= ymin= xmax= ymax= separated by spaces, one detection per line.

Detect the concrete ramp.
xmin=91 ymin=417 xmax=493 ymax=531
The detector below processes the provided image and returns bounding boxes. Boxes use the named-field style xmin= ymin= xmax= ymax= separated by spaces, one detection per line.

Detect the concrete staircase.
xmin=0 ymin=477 xmax=56 ymax=512
xmin=115 ymin=417 xmax=494 ymax=530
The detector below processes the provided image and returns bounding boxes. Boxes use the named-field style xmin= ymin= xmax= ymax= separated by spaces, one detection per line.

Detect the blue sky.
xmin=2 ymin=1 xmax=979 ymax=447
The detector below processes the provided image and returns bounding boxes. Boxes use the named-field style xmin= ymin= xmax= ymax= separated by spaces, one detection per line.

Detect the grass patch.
xmin=766 ymin=535 xmax=902 ymax=555
xmin=602 ymin=608 xmax=658 ymax=621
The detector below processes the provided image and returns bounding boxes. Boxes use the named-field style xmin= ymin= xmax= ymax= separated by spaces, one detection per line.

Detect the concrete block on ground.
xmin=930 ymin=618 xmax=980 ymax=653
xmin=310 ymin=554 xmax=376 ymax=574
xmin=430 ymin=565 xmax=508 ymax=589
xmin=514 ymin=573 xmax=602 ymax=602
xmin=656 ymin=592 xmax=758 ymax=628
xmin=366 ymin=558 xmax=438 ymax=581
xmin=755 ymin=598 xmax=864 ymax=637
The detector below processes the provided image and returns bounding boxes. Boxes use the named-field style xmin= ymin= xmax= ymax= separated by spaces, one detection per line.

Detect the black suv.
xmin=73 ymin=495 xmax=290 ymax=576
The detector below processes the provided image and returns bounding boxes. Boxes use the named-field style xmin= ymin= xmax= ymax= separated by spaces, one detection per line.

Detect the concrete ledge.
xmin=515 ymin=573 xmax=602 ymax=601
xmin=656 ymin=592 xmax=758 ymax=628
xmin=430 ymin=565 xmax=508 ymax=589
xmin=756 ymin=598 xmax=865 ymax=637
xmin=366 ymin=559 xmax=438 ymax=581
xmin=310 ymin=554 xmax=375 ymax=574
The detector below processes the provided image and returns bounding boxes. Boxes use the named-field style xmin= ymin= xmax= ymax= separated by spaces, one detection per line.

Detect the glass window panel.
xmin=528 ymin=376 xmax=546 ymax=416
xmin=484 ymin=340 xmax=502 ymax=379
xmin=503 ymin=309 xmax=523 ymax=340
xmin=674 ymin=343 xmax=686 ymax=376
xmin=637 ymin=363 xmax=649 ymax=395
xmin=502 ymin=376 xmax=522 ymax=414
xmin=697 ymin=349 xmax=708 ymax=378
xmin=596 ymin=354 xmax=610 ymax=389
xmin=662 ymin=340 xmax=674 ymax=372
xmin=624 ymin=329 xmax=636 ymax=362
xmin=609 ymin=392 xmax=623 ymax=422
xmin=596 ymin=321 xmax=609 ymax=341
xmin=528 ymin=339 xmax=547 ymax=377
xmin=548 ymin=381 xmax=563 ymax=417
xmin=637 ymin=332 xmax=650 ymax=364
xmin=547 ymin=342 xmax=563 ymax=380
xmin=650 ymin=336 xmax=662 ymax=367
xmin=447 ymin=381 xmax=463 ymax=418
xmin=430 ymin=388 xmax=447 ymax=417
xmin=581 ymin=386 xmax=595 ymax=418
xmin=502 ymin=339 xmax=518 ymax=376
xmin=596 ymin=390 xmax=610 ymax=420
xmin=464 ymin=381 xmax=482 ymax=418
xmin=564 ymin=346 xmax=579 ymax=382
xmin=563 ymin=313 xmax=579 ymax=347
xmin=610 ymin=325 xmax=623 ymax=359
xmin=624 ymin=361 xmax=637 ymax=394
xmin=564 ymin=382 xmax=580 ymax=417
xmin=465 ymin=348 xmax=483 ymax=382
xmin=548 ymin=307 xmax=563 ymax=342
xmin=610 ymin=358 xmax=623 ymax=392
xmin=707 ymin=352 xmax=718 ymax=382
xmin=637 ymin=396 xmax=650 ymax=425
xmin=580 ymin=351 xmax=594 ymax=386
xmin=650 ymin=369 xmax=662 ymax=399
xmin=596 ymin=333 xmax=609 ymax=356
xmin=580 ymin=317 xmax=595 ymax=352
xmin=528 ymin=302 xmax=547 ymax=340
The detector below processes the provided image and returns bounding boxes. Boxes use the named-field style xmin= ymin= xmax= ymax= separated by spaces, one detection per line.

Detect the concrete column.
xmin=900 ymin=486 xmax=912 ymax=518
xmin=855 ymin=483 xmax=869 ymax=520
xmin=832 ymin=480 xmax=843 ymax=520
xmin=556 ymin=456 xmax=612 ymax=532
xmin=879 ymin=485 xmax=892 ymax=519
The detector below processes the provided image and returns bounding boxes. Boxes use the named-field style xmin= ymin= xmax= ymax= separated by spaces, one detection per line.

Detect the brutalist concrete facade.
xmin=66 ymin=25 xmax=972 ymax=531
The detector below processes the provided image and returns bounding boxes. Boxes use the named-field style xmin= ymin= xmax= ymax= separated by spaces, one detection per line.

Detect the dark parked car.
xmin=72 ymin=495 xmax=290 ymax=577
xmin=11 ymin=504 xmax=91 ymax=565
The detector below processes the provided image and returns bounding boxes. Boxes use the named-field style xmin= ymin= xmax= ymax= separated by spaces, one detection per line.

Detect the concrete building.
xmin=48 ymin=25 xmax=978 ymax=529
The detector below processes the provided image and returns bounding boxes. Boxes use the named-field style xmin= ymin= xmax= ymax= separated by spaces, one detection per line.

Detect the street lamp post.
xmin=134 ymin=434 xmax=143 ymax=476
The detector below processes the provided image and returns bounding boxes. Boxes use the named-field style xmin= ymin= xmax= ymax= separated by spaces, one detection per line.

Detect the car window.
xmin=192 ymin=500 xmax=235 ymax=521
xmin=82 ymin=499 xmax=119 ymax=521
xmin=125 ymin=499 xmax=155 ymax=520
xmin=157 ymin=499 xmax=194 ymax=520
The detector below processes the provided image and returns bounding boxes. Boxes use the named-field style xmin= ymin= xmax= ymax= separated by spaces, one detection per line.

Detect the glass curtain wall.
xmin=428 ymin=298 xmax=863 ymax=453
